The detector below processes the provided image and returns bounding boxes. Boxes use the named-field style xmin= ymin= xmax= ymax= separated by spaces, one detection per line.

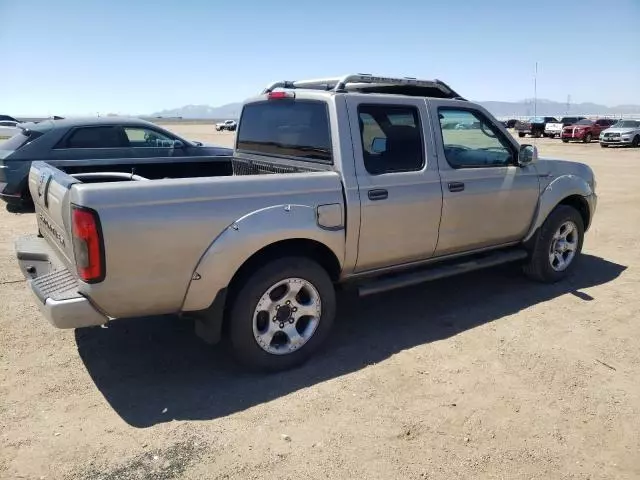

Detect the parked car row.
xmin=505 ymin=115 xmax=639 ymax=147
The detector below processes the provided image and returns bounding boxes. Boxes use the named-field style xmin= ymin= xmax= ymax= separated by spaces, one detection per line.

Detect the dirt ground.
xmin=1 ymin=129 xmax=639 ymax=480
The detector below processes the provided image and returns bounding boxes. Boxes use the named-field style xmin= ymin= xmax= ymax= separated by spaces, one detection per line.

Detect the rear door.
xmin=428 ymin=100 xmax=540 ymax=256
xmin=48 ymin=125 xmax=132 ymax=169
xmin=345 ymin=95 xmax=443 ymax=272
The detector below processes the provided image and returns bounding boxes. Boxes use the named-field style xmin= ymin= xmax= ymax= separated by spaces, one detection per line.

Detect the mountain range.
xmin=151 ymin=99 xmax=640 ymax=120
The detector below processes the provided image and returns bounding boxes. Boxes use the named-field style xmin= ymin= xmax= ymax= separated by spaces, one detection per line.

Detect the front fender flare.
xmin=523 ymin=174 xmax=595 ymax=243
xmin=181 ymin=204 xmax=345 ymax=312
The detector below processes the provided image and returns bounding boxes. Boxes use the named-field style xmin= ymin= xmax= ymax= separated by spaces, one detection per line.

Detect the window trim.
xmin=236 ymin=99 xmax=334 ymax=165
xmin=357 ymin=103 xmax=426 ymax=175
xmin=437 ymin=106 xmax=518 ymax=170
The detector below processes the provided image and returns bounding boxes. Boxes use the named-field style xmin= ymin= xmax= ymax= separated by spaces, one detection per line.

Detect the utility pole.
xmin=533 ymin=62 xmax=538 ymax=118
xmin=566 ymin=95 xmax=571 ymax=115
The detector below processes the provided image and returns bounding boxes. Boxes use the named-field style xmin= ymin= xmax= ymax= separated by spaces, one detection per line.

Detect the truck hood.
xmin=602 ymin=127 xmax=637 ymax=135
xmin=536 ymin=158 xmax=595 ymax=190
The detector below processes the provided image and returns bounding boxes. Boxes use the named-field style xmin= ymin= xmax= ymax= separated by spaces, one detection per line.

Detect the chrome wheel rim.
xmin=252 ymin=278 xmax=322 ymax=355
xmin=549 ymin=221 xmax=578 ymax=272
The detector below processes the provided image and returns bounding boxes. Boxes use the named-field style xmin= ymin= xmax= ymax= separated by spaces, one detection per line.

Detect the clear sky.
xmin=2 ymin=0 xmax=639 ymax=116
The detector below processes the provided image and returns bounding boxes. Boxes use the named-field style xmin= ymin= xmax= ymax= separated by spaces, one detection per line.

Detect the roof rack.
xmin=261 ymin=73 xmax=466 ymax=100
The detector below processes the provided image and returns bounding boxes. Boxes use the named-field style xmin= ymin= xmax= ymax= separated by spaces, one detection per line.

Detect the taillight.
xmin=71 ymin=206 xmax=105 ymax=283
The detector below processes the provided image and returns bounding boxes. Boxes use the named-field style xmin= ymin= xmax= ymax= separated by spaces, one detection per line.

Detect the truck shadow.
xmin=75 ymin=254 xmax=626 ymax=428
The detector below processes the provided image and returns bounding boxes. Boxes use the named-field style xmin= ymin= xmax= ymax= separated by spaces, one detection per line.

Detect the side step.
xmin=358 ymin=249 xmax=528 ymax=296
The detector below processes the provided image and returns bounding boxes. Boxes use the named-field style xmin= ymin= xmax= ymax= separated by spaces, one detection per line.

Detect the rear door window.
xmin=237 ymin=100 xmax=332 ymax=163
xmin=357 ymin=105 xmax=424 ymax=174
xmin=60 ymin=126 xmax=126 ymax=149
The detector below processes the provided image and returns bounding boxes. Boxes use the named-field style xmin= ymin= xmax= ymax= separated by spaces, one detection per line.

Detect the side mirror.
xmin=518 ymin=144 xmax=538 ymax=166
xmin=371 ymin=137 xmax=386 ymax=153
xmin=172 ymin=140 xmax=185 ymax=149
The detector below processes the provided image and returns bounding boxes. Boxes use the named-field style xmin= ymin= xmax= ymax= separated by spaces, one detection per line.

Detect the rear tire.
xmin=518 ymin=132 xmax=526 ymax=138
xmin=562 ymin=139 xmax=569 ymax=143
xmin=523 ymin=205 xmax=584 ymax=283
xmin=227 ymin=256 xmax=336 ymax=371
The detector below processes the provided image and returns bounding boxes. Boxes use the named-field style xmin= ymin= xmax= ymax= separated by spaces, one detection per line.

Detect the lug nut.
xmin=289 ymin=318 xmax=295 ymax=324
xmin=286 ymin=300 xmax=291 ymax=305
xmin=279 ymin=322 xmax=285 ymax=329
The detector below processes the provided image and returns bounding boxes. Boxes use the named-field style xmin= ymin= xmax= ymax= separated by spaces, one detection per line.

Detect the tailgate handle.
xmin=368 ymin=189 xmax=388 ymax=201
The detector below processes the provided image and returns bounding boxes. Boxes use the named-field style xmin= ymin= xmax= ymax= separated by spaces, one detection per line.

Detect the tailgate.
xmin=28 ymin=161 xmax=79 ymax=266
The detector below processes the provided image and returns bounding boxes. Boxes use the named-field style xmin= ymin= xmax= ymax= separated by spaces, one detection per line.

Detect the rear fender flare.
xmin=181 ymin=204 xmax=345 ymax=312
xmin=523 ymin=174 xmax=594 ymax=243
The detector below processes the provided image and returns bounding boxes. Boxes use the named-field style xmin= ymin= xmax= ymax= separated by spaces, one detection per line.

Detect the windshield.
xmin=530 ymin=117 xmax=545 ymax=123
xmin=612 ymin=120 xmax=640 ymax=128
xmin=575 ymin=119 xmax=592 ymax=125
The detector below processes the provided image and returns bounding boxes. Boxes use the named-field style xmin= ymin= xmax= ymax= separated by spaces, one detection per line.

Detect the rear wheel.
xmin=523 ymin=205 xmax=584 ymax=283
xmin=583 ymin=133 xmax=593 ymax=143
xmin=518 ymin=132 xmax=526 ymax=138
xmin=562 ymin=139 xmax=569 ymax=143
xmin=227 ymin=256 xmax=336 ymax=371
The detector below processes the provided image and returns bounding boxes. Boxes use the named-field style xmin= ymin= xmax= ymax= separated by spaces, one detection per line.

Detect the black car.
xmin=515 ymin=116 xmax=558 ymax=138
xmin=0 ymin=117 xmax=233 ymax=206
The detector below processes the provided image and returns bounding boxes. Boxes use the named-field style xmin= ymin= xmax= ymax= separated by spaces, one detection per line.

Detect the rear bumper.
xmin=15 ymin=235 xmax=108 ymax=329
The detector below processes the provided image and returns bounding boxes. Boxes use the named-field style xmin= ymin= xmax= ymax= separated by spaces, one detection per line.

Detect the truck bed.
xmin=25 ymin=158 xmax=345 ymax=320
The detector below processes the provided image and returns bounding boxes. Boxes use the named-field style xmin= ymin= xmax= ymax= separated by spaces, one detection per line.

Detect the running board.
xmin=357 ymin=249 xmax=528 ymax=297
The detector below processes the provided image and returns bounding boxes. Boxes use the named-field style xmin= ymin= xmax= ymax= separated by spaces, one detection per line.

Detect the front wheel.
xmin=583 ymin=133 xmax=593 ymax=143
xmin=227 ymin=256 xmax=336 ymax=371
xmin=562 ymin=139 xmax=569 ymax=143
xmin=523 ymin=205 xmax=584 ymax=283
xmin=518 ymin=132 xmax=526 ymax=138
xmin=601 ymin=143 xmax=608 ymax=148
xmin=632 ymin=135 xmax=640 ymax=148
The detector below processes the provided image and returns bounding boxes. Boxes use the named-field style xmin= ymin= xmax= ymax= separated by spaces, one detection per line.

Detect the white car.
xmin=215 ymin=119 xmax=237 ymax=132
xmin=0 ymin=120 xmax=20 ymax=140
xmin=599 ymin=120 xmax=640 ymax=148
xmin=545 ymin=116 xmax=586 ymax=138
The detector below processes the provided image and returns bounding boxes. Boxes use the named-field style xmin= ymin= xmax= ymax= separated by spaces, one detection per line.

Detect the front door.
xmin=428 ymin=101 xmax=540 ymax=256
xmin=345 ymin=96 xmax=443 ymax=272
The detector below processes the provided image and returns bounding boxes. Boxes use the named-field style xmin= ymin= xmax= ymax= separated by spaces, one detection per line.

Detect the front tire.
xmin=523 ymin=205 xmax=584 ymax=283
xmin=562 ymin=139 xmax=569 ymax=143
xmin=518 ymin=132 xmax=526 ymax=138
xmin=583 ymin=133 xmax=593 ymax=143
xmin=632 ymin=135 xmax=640 ymax=148
xmin=227 ymin=256 xmax=336 ymax=371
xmin=601 ymin=143 xmax=608 ymax=148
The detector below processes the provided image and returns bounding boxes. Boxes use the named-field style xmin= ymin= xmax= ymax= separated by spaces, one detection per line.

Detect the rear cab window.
xmin=236 ymin=100 xmax=332 ymax=163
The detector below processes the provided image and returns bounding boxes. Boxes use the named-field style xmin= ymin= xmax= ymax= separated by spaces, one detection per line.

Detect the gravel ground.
xmin=1 ymin=131 xmax=639 ymax=480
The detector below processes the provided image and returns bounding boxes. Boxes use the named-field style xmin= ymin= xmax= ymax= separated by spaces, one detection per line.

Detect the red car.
xmin=562 ymin=118 xmax=617 ymax=143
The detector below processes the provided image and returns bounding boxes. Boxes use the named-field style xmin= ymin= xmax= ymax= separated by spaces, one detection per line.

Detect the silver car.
xmin=599 ymin=120 xmax=640 ymax=147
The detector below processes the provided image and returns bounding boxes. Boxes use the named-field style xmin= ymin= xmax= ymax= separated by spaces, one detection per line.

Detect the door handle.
xmin=448 ymin=182 xmax=465 ymax=193
xmin=368 ymin=189 xmax=388 ymax=201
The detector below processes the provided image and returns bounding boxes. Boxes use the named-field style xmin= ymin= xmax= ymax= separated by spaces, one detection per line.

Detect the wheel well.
xmin=558 ymin=195 xmax=590 ymax=229
xmin=227 ymin=237 xmax=339 ymax=298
